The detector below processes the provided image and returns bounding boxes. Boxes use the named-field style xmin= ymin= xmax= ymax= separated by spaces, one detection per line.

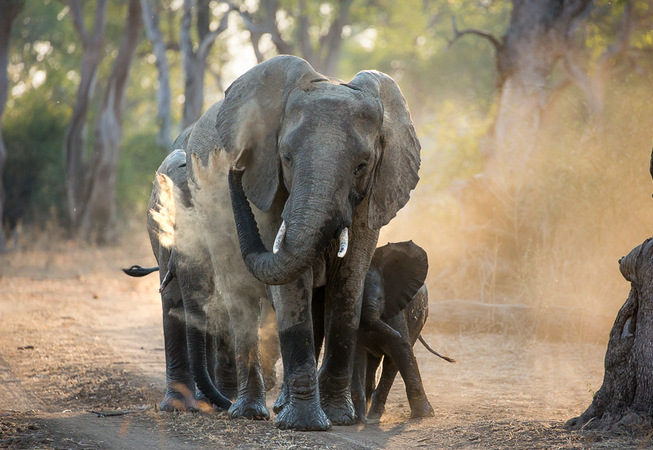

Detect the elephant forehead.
xmin=286 ymin=83 xmax=382 ymax=125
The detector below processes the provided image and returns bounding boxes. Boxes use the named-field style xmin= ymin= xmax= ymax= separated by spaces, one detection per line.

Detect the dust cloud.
xmin=148 ymin=149 xmax=276 ymax=351
xmin=382 ymin=79 xmax=653 ymax=345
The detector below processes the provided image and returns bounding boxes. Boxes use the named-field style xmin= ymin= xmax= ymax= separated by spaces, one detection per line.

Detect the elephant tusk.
xmin=273 ymin=221 xmax=287 ymax=254
xmin=337 ymin=227 xmax=349 ymax=258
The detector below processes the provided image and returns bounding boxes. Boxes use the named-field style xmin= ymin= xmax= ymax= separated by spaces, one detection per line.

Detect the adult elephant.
xmin=125 ymin=143 xmax=280 ymax=413
xmin=185 ymin=55 xmax=420 ymax=430
xmin=143 ymin=148 xmax=234 ymax=413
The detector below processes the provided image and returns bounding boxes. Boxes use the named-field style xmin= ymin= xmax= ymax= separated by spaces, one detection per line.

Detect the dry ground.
xmin=0 ymin=232 xmax=651 ymax=449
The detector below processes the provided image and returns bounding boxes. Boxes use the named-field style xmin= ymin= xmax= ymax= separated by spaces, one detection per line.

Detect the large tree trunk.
xmin=484 ymin=0 xmax=592 ymax=180
xmin=79 ymin=0 xmax=142 ymax=244
xmin=566 ymin=237 xmax=653 ymax=431
xmin=64 ymin=0 xmax=108 ymax=234
xmin=0 ymin=0 xmax=24 ymax=251
xmin=140 ymin=0 xmax=172 ymax=149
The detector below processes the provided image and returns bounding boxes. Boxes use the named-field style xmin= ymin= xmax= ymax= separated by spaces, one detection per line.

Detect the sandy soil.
xmin=0 ymin=234 xmax=650 ymax=449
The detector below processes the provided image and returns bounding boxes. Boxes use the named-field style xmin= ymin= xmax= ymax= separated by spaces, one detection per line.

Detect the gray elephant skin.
xmin=156 ymin=54 xmax=419 ymax=431
xmin=349 ymin=241 xmax=454 ymax=423
xmin=124 ymin=146 xmax=279 ymax=415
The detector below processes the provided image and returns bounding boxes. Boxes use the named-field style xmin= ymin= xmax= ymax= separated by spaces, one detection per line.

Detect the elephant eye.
xmin=354 ymin=162 xmax=367 ymax=176
xmin=282 ymin=154 xmax=292 ymax=165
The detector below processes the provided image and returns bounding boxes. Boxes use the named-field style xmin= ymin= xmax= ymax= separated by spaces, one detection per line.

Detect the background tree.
xmin=229 ymin=0 xmax=353 ymax=75
xmin=141 ymin=0 xmax=173 ymax=149
xmin=63 ymin=0 xmax=108 ymax=236
xmin=0 ymin=0 xmax=24 ymax=250
xmin=79 ymin=0 xmax=143 ymax=244
xmin=180 ymin=0 xmax=231 ymax=128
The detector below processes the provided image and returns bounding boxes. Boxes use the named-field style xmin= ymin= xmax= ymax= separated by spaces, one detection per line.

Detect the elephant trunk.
xmin=229 ymin=167 xmax=339 ymax=285
xmin=184 ymin=298 xmax=232 ymax=410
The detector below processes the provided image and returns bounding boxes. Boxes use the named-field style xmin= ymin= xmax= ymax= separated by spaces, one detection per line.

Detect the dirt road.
xmin=0 ymin=235 xmax=649 ymax=448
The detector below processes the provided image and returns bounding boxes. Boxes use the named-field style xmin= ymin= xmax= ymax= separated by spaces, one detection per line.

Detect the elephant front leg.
xmin=320 ymin=226 xmax=378 ymax=426
xmin=270 ymin=274 xmax=331 ymax=431
xmin=160 ymin=279 xmax=196 ymax=412
xmin=225 ymin=294 xmax=269 ymax=420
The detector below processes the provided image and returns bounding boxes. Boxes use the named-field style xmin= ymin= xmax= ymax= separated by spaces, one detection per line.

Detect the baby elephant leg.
xmin=381 ymin=316 xmax=433 ymax=419
xmin=367 ymin=356 xmax=398 ymax=421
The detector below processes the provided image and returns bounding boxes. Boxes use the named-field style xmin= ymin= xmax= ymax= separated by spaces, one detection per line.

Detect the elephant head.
xmin=360 ymin=241 xmax=428 ymax=340
xmin=224 ymin=55 xmax=420 ymax=285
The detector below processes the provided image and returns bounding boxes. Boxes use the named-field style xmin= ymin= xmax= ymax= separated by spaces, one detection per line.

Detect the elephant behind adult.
xmin=145 ymin=146 xmax=233 ymax=413
xmin=185 ymin=55 xmax=421 ymax=430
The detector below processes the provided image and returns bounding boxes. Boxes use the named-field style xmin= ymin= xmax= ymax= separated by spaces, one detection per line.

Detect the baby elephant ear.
xmin=372 ymin=241 xmax=428 ymax=320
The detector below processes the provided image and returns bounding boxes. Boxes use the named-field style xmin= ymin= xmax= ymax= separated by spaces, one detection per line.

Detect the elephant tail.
xmin=122 ymin=265 xmax=159 ymax=277
xmin=418 ymin=335 xmax=455 ymax=363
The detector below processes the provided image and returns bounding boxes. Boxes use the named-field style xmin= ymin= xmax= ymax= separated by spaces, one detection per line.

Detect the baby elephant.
xmin=352 ymin=241 xmax=454 ymax=423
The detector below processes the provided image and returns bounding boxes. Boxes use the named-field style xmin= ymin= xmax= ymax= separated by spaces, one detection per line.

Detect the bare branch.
xmin=595 ymin=0 xmax=633 ymax=71
xmin=68 ymin=0 xmax=108 ymax=47
xmin=260 ymin=0 xmax=293 ymax=55
xmin=448 ymin=16 xmax=502 ymax=52
xmin=67 ymin=0 xmax=89 ymax=43
xmin=196 ymin=6 xmax=232 ymax=60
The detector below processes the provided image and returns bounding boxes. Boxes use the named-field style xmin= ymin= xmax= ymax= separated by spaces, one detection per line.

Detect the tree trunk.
xmin=0 ymin=0 xmax=24 ymax=251
xmin=180 ymin=0 xmax=230 ymax=129
xmin=80 ymin=0 xmax=142 ymax=244
xmin=315 ymin=0 xmax=352 ymax=75
xmin=484 ymin=0 xmax=592 ymax=181
xmin=64 ymin=0 xmax=108 ymax=234
xmin=140 ymin=0 xmax=172 ymax=149
xmin=566 ymin=237 xmax=653 ymax=431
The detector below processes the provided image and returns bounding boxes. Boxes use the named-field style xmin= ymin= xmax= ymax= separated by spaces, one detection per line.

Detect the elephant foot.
xmin=367 ymin=405 xmax=384 ymax=422
xmin=319 ymin=373 xmax=357 ymax=425
xmin=275 ymin=372 xmax=330 ymax=431
xmin=228 ymin=394 xmax=270 ymax=420
xmin=409 ymin=400 xmax=434 ymax=419
xmin=273 ymin=383 xmax=288 ymax=413
xmin=275 ymin=398 xmax=331 ymax=431
xmin=160 ymin=384 xmax=197 ymax=412
xmin=193 ymin=390 xmax=224 ymax=413
xmin=321 ymin=396 xmax=357 ymax=426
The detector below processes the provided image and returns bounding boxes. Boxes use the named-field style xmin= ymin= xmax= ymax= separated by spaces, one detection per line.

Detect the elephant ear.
xmin=216 ymin=55 xmax=323 ymax=211
xmin=372 ymin=241 xmax=428 ymax=320
xmin=349 ymin=71 xmax=421 ymax=229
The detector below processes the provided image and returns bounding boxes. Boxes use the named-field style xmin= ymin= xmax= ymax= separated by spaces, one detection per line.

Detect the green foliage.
xmin=2 ymin=87 xmax=70 ymax=228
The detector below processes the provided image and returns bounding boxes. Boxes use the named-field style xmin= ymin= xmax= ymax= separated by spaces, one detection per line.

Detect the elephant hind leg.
xmin=159 ymin=277 xmax=196 ymax=412
xmin=224 ymin=292 xmax=269 ymax=420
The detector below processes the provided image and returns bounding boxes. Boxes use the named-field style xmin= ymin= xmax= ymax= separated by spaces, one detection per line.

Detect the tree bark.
xmin=79 ymin=0 xmax=143 ymax=244
xmin=140 ymin=0 xmax=172 ymax=149
xmin=64 ymin=0 xmax=108 ymax=234
xmin=232 ymin=0 xmax=352 ymax=76
xmin=566 ymin=237 xmax=653 ymax=431
xmin=484 ymin=0 xmax=592 ymax=180
xmin=0 ymin=0 xmax=24 ymax=251
xmin=315 ymin=0 xmax=352 ymax=75
xmin=180 ymin=0 xmax=231 ymax=129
